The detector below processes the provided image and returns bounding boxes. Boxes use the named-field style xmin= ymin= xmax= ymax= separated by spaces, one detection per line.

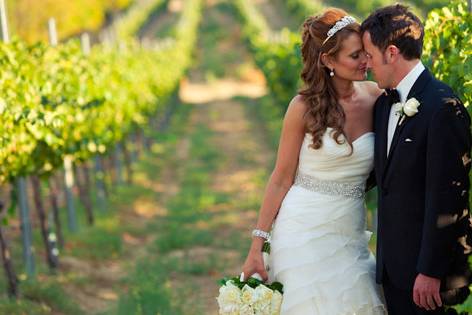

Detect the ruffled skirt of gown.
xmin=269 ymin=185 xmax=387 ymax=315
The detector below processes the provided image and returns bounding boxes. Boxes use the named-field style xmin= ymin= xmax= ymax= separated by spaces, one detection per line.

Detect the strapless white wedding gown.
xmin=269 ymin=128 xmax=387 ymax=315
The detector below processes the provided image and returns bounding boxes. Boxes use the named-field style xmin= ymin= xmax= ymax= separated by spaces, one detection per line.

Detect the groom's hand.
xmin=413 ymin=273 xmax=442 ymax=310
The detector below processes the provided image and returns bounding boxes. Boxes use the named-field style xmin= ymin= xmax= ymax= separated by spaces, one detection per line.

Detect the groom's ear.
xmin=384 ymin=45 xmax=400 ymax=64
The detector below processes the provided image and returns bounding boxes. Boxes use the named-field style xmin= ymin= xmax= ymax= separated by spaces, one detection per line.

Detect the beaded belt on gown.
xmin=293 ymin=171 xmax=366 ymax=199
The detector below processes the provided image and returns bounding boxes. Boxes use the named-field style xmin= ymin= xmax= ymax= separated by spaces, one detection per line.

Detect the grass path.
xmin=0 ymin=0 xmax=281 ymax=313
xmin=104 ymin=0 xmax=276 ymax=313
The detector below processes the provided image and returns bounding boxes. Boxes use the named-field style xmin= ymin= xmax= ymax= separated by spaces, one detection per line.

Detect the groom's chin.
xmin=371 ymin=78 xmax=386 ymax=89
xmin=376 ymin=82 xmax=389 ymax=89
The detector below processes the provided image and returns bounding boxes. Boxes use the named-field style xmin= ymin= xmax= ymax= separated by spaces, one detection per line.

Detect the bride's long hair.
xmin=299 ymin=8 xmax=361 ymax=149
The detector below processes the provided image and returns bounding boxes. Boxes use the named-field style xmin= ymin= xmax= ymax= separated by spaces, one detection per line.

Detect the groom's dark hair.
xmin=360 ymin=4 xmax=424 ymax=60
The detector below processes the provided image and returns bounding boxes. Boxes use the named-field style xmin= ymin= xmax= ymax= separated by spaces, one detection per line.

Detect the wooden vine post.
xmin=49 ymin=18 xmax=79 ymax=232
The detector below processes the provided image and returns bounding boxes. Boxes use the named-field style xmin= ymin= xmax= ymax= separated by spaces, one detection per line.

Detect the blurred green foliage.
xmin=8 ymin=0 xmax=132 ymax=43
xmin=423 ymin=0 xmax=472 ymax=107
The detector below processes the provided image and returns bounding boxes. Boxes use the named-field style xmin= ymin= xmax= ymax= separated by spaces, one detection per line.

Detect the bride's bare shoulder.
xmin=287 ymin=94 xmax=309 ymax=116
xmin=282 ymin=95 xmax=309 ymax=133
xmin=360 ymin=81 xmax=384 ymax=99
xmin=358 ymin=81 xmax=384 ymax=111
xmin=290 ymin=94 xmax=308 ymax=107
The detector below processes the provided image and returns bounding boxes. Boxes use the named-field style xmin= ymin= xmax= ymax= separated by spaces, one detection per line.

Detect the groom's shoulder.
xmin=423 ymin=73 xmax=459 ymax=105
xmin=423 ymin=75 xmax=470 ymax=123
xmin=419 ymin=74 xmax=463 ymax=113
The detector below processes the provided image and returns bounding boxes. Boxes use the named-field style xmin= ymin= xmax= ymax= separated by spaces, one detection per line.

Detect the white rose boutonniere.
xmin=403 ymin=98 xmax=421 ymax=117
xmin=395 ymin=97 xmax=421 ymax=125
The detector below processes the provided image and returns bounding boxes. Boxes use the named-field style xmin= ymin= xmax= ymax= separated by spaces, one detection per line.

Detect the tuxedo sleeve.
xmin=367 ymin=96 xmax=385 ymax=192
xmin=417 ymin=99 xmax=472 ymax=278
xmin=365 ymin=170 xmax=376 ymax=192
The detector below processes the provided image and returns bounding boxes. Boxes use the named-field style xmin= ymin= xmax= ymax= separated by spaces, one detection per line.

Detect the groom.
xmin=361 ymin=4 xmax=472 ymax=315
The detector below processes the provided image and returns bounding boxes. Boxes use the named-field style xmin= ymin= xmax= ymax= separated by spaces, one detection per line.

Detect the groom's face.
xmin=362 ymin=32 xmax=392 ymax=89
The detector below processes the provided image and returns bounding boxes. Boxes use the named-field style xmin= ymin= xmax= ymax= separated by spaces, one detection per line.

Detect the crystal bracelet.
xmin=252 ymin=229 xmax=270 ymax=240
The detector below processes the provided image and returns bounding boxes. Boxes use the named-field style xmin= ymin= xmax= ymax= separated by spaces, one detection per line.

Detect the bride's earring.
xmin=330 ymin=69 xmax=335 ymax=77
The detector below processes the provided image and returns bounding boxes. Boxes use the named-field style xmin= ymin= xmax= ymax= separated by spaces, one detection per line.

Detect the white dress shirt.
xmin=386 ymin=61 xmax=426 ymax=155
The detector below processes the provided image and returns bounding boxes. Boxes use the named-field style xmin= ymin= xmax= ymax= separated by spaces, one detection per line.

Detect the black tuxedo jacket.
xmin=373 ymin=69 xmax=472 ymax=296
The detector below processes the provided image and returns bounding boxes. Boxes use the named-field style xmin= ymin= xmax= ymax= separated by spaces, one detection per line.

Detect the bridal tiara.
xmin=322 ymin=15 xmax=357 ymax=45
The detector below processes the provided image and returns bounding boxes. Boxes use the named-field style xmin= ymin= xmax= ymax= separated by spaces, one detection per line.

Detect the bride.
xmin=241 ymin=8 xmax=387 ymax=315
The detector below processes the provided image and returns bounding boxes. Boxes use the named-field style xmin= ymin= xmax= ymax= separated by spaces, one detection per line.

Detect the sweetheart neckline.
xmin=350 ymin=131 xmax=374 ymax=145
xmin=305 ymin=130 xmax=374 ymax=146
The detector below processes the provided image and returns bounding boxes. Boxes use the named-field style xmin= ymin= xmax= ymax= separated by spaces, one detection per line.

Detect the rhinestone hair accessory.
xmin=322 ymin=15 xmax=357 ymax=45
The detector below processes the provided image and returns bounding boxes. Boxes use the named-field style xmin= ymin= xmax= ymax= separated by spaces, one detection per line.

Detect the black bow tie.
xmin=385 ymin=89 xmax=400 ymax=105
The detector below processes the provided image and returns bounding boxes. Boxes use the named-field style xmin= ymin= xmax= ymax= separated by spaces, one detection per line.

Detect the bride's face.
xmin=328 ymin=33 xmax=368 ymax=81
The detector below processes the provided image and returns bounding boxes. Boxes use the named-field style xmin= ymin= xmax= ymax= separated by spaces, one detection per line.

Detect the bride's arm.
xmin=242 ymin=95 xmax=307 ymax=280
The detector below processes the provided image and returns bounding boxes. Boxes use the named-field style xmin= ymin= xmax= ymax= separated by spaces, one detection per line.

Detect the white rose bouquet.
xmin=216 ymin=241 xmax=283 ymax=315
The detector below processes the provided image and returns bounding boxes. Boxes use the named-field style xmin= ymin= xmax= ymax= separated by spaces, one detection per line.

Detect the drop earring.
xmin=330 ymin=69 xmax=335 ymax=77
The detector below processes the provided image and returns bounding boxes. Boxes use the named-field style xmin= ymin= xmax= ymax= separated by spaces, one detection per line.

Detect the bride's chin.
xmin=352 ymin=74 xmax=367 ymax=81
xmin=360 ymin=72 xmax=368 ymax=79
xmin=339 ymin=72 xmax=367 ymax=81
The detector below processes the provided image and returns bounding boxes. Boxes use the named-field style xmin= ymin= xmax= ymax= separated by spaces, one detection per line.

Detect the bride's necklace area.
xmin=338 ymin=91 xmax=359 ymax=115
xmin=337 ymin=85 xmax=366 ymax=145
xmin=338 ymin=83 xmax=357 ymax=102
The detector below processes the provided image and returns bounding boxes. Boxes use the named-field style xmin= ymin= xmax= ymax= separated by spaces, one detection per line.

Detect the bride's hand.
xmin=241 ymin=248 xmax=268 ymax=282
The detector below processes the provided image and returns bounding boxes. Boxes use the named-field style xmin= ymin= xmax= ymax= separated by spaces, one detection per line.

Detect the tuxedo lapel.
xmin=381 ymin=69 xmax=433 ymax=185
xmin=386 ymin=112 xmax=409 ymax=163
